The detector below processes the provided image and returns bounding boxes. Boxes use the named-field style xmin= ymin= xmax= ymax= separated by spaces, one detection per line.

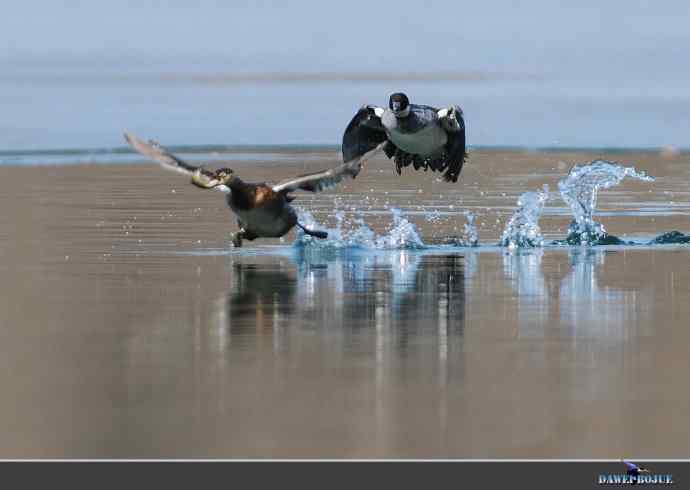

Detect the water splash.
xmin=294 ymin=208 xmax=424 ymax=250
xmin=374 ymin=208 xmax=425 ymax=249
xmin=463 ymin=212 xmax=479 ymax=247
xmin=424 ymin=209 xmax=444 ymax=224
xmin=557 ymin=160 xmax=654 ymax=245
xmin=294 ymin=209 xmax=373 ymax=248
xmin=429 ymin=211 xmax=479 ymax=247
xmin=500 ymin=185 xmax=549 ymax=248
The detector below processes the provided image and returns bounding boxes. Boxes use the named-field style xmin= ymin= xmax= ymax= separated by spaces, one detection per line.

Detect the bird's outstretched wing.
xmin=440 ymin=106 xmax=467 ymax=183
xmin=125 ymin=131 xmax=200 ymax=174
xmin=123 ymin=131 xmax=228 ymax=192
xmin=342 ymin=105 xmax=390 ymax=163
xmin=272 ymin=143 xmax=385 ymax=194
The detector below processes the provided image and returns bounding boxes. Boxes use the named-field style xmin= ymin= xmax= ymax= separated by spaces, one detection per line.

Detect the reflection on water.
xmin=205 ymin=250 xmax=469 ymax=455
xmin=4 ymin=153 xmax=690 ymax=457
xmin=503 ymin=249 xmax=549 ymax=338
xmin=215 ymin=244 xmax=658 ymax=354
xmin=224 ymin=262 xmax=297 ymax=344
xmin=503 ymin=248 xmax=652 ymax=342
xmin=222 ymin=251 xmax=466 ymax=355
xmin=3 ymin=242 xmax=690 ymax=457
xmin=558 ymin=249 xmax=651 ymax=342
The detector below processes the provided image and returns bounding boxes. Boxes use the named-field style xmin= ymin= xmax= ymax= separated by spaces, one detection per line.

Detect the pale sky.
xmin=3 ymin=0 xmax=689 ymax=79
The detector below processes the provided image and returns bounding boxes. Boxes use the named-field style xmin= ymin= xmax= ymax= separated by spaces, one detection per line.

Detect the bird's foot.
xmin=297 ymin=223 xmax=328 ymax=239
xmin=231 ymin=232 xmax=243 ymax=248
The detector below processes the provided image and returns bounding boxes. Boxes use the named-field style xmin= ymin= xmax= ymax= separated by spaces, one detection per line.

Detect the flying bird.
xmin=342 ymin=92 xmax=467 ymax=183
xmin=124 ymin=132 xmax=377 ymax=247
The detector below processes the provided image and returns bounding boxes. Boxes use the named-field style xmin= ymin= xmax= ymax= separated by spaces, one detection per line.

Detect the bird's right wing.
xmin=123 ymin=131 xmax=229 ymax=192
xmin=341 ymin=105 xmax=390 ymax=163
xmin=439 ymin=106 xmax=467 ymax=183
xmin=272 ymin=143 xmax=385 ymax=194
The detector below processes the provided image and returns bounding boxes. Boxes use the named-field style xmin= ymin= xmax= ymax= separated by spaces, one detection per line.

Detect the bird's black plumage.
xmin=342 ymin=94 xmax=468 ymax=183
xmin=342 ymin=106 xmax=388 ymax=163
xmin=442 ymin=110 xmax=467 ymax=183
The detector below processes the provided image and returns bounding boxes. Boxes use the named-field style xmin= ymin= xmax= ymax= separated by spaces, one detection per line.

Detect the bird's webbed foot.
xmin=231 ymin=231 xmax=244 ymax=248
xmin=231 ymin=227 xmax=260 ymax=247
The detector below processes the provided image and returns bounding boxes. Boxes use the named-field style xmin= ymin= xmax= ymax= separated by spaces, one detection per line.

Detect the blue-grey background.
xmin=1 ymin=0 xmax=688 ymax=151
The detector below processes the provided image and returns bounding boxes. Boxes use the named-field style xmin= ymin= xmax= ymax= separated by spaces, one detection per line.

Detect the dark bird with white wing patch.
xmin=342 ymin=92 xmax=467 ymax=183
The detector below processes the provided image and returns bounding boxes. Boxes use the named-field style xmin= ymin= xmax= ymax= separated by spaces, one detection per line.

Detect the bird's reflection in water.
xmin=558 ymin=249 xmax=650 ymax=342
xmin=503 ymin=248 xmax=651 ymax=342
xmin=221 ymin=249 xmax=467 ymax=439
xmin=223 ymin=260 xmax=296 ymax=350
xmin=221 ymin=250 xmax=466 ymax=357
xmin=502 ymin=249 xmax=548 ymax=338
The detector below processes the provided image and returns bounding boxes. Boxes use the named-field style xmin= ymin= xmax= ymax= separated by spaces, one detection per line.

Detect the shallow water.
xmin=1 ymin=149 xmax=690 ymax=457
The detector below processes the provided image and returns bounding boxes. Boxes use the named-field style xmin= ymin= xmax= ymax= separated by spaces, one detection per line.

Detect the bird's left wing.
xmin=438 ymin=106 xmax=467 ymax=183
xmin=124 ymin=131 xmax=229 ymax=192
xmin=272 ymin=143 xmax=385 ymax=194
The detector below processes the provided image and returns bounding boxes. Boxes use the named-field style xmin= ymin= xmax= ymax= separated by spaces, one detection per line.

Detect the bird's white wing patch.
xmin=272 ymin=142 xmax=385 ymax=194
xmin=437 ymin=106 xmax=462 ymax=132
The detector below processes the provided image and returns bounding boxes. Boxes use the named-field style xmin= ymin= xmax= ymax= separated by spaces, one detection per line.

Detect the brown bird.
xmin=124 ymin=132 xmax=379 ymax=247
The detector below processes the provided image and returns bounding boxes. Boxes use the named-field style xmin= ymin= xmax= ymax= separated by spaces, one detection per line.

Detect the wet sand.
xmin=1 ymin=148 xmax=690 ymax=458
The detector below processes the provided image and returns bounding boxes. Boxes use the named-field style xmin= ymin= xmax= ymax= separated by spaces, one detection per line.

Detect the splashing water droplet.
xmin=557 ymin=160 xmax=654 ymax=245
xmin=500 ymin=185 xmax=549 ymax=248
xmin=463 ymin=212 xmax=479 ymax=247
xmin=375 ymin=208 xmax=425 ymax=249
xmin=425 ymin=209 xmax=443 ymax=224
xmin=294 ymin=208 xmax=423 ymax=250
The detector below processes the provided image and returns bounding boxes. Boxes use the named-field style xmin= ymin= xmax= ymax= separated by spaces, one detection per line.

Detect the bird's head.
xmin=191 ymin=167 xmax=235 ymax=189
xmin=389 ymin=92 xmax=410 ymax=118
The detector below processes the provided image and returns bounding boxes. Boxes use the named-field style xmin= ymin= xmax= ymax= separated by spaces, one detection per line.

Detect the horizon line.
xmin=0 ymin=143 xmax=686 ymax=159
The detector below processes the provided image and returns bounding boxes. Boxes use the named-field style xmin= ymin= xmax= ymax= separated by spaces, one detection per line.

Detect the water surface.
xmin=1 ymin=149 xmax=689 ymax=457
